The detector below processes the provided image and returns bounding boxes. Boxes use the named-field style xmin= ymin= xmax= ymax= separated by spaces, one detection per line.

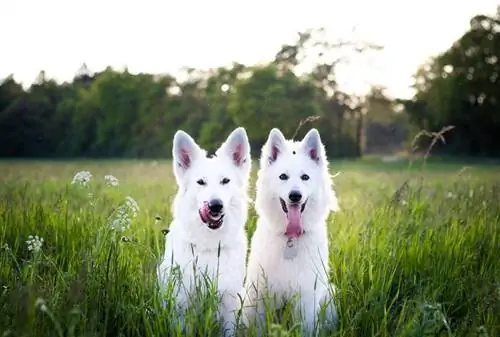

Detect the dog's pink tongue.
xmin=200 ymin=203 xmax=210 ymax=222
xmin=285 ymin=205 xmax=303 ymax=238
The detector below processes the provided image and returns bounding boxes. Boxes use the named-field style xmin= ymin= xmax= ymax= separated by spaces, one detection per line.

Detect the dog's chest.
xmin=178 ymin=247 xmax=224 ymax=275
xmin=253 ymin=233 xmax=329 ymax=293
xmin=169 ymin=242 xmax=245 ymax=292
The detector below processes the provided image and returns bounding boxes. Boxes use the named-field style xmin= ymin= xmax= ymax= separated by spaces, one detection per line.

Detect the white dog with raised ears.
xmin=157 ymin=127 xmax=252 ymax=337
xmin=243 ymin=127 xmax=339 ymax=335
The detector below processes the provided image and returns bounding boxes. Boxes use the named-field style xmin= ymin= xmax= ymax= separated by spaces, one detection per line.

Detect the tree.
xmin=0 ymin=27 xmax=386 ymax=159
xmin=363 ymin=86 xmax=408 ymax=154
xmin=228 ymin=64 xmax=321 ymax=151
xmin=198 ymin=63 xmax=246 ymax=151
xmin=404 ymin=10 xmax=500 ymax=156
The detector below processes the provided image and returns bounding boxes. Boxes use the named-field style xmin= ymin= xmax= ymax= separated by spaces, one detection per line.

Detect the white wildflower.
xmin=72 ymin=171 xmax=92 ymax=187
xmin=108 ymin=196 xmax=140 ymax=232
xmin=26 ymin=235 xmax=44 ymax=253
xmin=446 ymin=192 xmax=457 ymax=199
xmin=35 ymin=298 xmax=48 ymax=312
xmin=104 ymin=174 xmax=119 ymax=187
xmin=125 ymin=196 xmax=140 ymax=216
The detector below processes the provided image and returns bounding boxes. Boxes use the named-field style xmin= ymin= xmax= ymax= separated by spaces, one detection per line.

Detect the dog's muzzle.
xmin=281 ymin=191 xmax=307 ymax=238
xmin=199 ymin=198 xmax=224 ymax=230
xmin=279 ymin=198 xmax=307 ymax=214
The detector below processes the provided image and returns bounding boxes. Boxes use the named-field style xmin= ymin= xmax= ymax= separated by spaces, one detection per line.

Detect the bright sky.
xmin=0 ymin=0 xmax=498 ymax=99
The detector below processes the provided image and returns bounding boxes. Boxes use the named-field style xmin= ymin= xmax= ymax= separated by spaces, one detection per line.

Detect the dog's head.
xmin=172 ymin=127 xmax=251 ymax=234
xmin=255 ymin=128 xmax=339 ymax=237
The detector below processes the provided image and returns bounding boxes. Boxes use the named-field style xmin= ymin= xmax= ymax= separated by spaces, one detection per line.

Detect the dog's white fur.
xmin=243 ymin=128 xmax=339 ymax=335
xmin=157 ymin=127 xmax=251 ymax=336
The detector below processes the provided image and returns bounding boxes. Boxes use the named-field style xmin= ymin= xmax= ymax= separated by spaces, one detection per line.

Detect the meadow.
xmin=0 ymin=158 xmax=499 ymax=337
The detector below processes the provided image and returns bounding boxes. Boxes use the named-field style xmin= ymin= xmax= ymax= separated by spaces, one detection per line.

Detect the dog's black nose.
xmin=208 ymin=198 xmax=224 ymax=214
xmin=288 ymin=190 xmax=302 ymax=203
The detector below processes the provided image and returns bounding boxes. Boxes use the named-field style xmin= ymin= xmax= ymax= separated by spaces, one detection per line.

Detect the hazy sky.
xmin=1 ymin=0 xmax=498 ymax=99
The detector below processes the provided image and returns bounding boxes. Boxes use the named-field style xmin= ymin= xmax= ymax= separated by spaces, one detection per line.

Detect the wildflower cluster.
xmin=70 ymin=171 xmax=139 ymax=233
xmin=71 ymin=171 xmax=92 ymax=187
xmin=35 ymin=298 xmax=48 ymax=312
xmin=108 ymin=196 xmax=140 ymax=232
xmin=104 ymin=174 xmax=119 ymax=186
xmin=71 ymin=171 xmax=119 ymax=187
xmin=26 ymin=235 xmax=44 ymax=253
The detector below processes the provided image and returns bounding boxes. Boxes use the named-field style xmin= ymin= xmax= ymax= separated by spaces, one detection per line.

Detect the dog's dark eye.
xmin=196 ymin=179 xmax=206 ymax=186
xmin=221 ymin=177 xmax=230 ymax=185
xmin=300 ymin=174 xmax=310 ymax=181
xmin=279 ymin=173 xmax=289 ymax=181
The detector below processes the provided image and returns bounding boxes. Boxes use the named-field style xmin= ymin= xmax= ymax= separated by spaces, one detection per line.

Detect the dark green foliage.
xmin=0 ymin=29 xmax=399 ymax=159
xmin=401 ymin=10 xmax=500 ymax=156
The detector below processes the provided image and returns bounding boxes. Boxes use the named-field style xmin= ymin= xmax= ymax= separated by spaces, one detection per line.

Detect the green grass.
xmin=0 ymin=159 xmax=499 ymax=337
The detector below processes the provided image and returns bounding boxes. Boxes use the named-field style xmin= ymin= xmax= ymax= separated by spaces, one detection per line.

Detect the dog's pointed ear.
xmin=263 ymin=128 xmax=286 ymax=165
xmin=301 ymin=128 xmax=324 ymax=163
xmin=172 ymin=130 xmax=201 ymax=178
xmin=219 ymin=127 xmax=251 ymax=172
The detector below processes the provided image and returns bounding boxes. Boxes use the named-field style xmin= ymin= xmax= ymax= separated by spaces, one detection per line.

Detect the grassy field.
xmin=0 ymin=158 xmax=499 ymax=337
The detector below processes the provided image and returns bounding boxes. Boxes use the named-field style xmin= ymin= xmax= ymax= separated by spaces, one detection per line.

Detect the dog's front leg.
xmin=297 ymin=294 xmax=319 ymax=337
xmin=241 ymin=286 xmax=267 ymax=336
xmin=220 ymin=310 xmax=236 ymax=337
xmin=220 ymin=291 xmax=239 ymax=337
xmin=171 ymin=287 xmax=189 ymax=334
xmin=319 ymin=290 xmax=338 ymax=331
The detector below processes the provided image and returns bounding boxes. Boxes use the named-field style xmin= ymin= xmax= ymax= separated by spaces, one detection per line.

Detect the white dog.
xmin=243 ymin=128 xmax=339 ymax=335
xmin=157 ymin=127 xmax=252 ymax=336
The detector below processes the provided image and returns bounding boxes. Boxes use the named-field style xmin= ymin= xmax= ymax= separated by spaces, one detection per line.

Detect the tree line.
xmin=1 ymin=10 xmax=499 ymax=159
